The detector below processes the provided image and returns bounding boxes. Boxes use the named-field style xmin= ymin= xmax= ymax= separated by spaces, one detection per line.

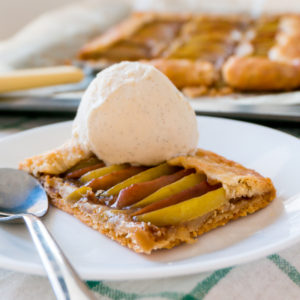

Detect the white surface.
xmin=0 ymin=117 xmax=300 ymax=280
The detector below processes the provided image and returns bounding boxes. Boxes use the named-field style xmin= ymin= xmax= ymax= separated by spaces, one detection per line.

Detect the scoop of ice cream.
xmin=73 ymin=61 xmax=199 ymax=166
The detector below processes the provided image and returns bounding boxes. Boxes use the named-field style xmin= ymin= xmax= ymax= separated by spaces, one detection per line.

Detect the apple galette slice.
xmin=20 ymin=141 xmax=276 ymax=254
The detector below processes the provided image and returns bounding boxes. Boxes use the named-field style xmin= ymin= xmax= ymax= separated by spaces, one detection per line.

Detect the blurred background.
xmin=0 ymin=0 xmax=75 ymax=40
xmin=2 ymin=0 xmax=300 ymax=40
xmin=1 ymin=0 xmax=300 ymax=122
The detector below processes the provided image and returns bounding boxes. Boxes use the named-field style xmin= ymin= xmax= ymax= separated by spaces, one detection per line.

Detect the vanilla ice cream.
xmin=73 ymin=61 xmax=199 ymax=166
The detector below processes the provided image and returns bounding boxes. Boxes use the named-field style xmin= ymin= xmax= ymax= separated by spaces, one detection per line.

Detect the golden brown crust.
xmin=140 ymin=59 xmax=218 ymax=88
xmin=79 ymin=13 xmax=155 ymax=60
xmin=222 ymin=55 xmax=300 ymax=91
xmin=269 ymin=35 xmax=300 ymax=63
xmin=19 ymin=139 xmax=92 ymax=176
xmin=268 ymin=15 xmax=300 ymax=63
xmin=79 ymin=12 xmax=190 ymax=61
xmin=196 ymin=192 xmax=274 ymax=235
xmin=278 ymin=15 xmax=300 ymax=37
xmin=167 ymin=149 xmax=275 ymax=200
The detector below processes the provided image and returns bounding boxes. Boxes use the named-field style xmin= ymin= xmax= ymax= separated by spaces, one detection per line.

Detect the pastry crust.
xmin=269 ymin=34 xmax=300 ymax=63
xmin=167 ymin=149 xmax=275 ymax=199
xmin=140 ymin=59 xmax=218 ymax=88
xmin=222 ymin=56 xmax=300 ymax=91
xmin=268 ymin=15 xmax=300 ymax=63
xmin=19 ymin=139 xmax=92 ymax=176
xmin=278 ymin=15 xmax=300 ymax=36
xmin=20 ymin=146 xmax=276 ymax=253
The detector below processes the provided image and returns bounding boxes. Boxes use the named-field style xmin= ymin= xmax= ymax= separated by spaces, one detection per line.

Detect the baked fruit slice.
xmin=163 ymin=14 xmax=247 ymax=66
xmin=78 ymin=12 xmax=190 ymax=63
xmin=19 ymin=140 xmax=276 ymax=254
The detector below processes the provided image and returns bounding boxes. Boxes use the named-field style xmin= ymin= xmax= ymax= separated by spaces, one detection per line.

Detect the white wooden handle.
xmin=0 ymin=66 xmax=84 ymax=93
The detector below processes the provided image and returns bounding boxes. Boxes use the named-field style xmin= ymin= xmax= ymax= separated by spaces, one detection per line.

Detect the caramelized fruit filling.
xmin=85 ymin=166 xmax=148 ymax=192
xmin=112 ymin=168 xmax=195 ymax=209
xmin=131 ymin=181 xmax=222 ymax=216
xmin=61 ymin=158 xmax=226 ymax=226
xmin=249 ymin=17 xmax=279 ymax=56
xmin=92 ymin=20 xmax=185 ymax=61
xmin=165 ymin=17 xmax=247 ymax=65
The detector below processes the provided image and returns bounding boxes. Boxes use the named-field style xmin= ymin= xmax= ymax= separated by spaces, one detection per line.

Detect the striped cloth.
xmin=1 ymin=116 xmax=300 ymax=300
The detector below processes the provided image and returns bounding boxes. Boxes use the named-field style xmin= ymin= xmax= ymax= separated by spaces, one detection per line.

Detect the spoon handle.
xmin=23 ymin=214 xmax=97 ymax=300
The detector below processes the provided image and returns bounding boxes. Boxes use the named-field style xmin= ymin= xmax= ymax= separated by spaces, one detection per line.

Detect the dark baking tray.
xmin=1 ymin=95 xmax=300 ymax=123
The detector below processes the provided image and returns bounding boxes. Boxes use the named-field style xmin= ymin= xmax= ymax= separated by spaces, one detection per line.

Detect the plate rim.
xmin=1 ymin=116 xmax=300 ymax=280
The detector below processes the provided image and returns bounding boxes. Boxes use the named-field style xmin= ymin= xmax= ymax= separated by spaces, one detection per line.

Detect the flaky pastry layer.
xmin=19 ymin=139 xmax=92 ymax=176
xmin=168 ymin=149 xmax=275 ymax=199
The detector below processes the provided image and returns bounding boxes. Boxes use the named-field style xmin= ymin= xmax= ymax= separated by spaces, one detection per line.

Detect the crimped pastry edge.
xmin=168 ymin=149 xmax=276 ymax=200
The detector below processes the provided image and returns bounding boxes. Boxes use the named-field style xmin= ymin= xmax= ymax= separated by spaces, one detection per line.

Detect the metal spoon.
xmin=0 ymin=168 xmax=97 ymax=300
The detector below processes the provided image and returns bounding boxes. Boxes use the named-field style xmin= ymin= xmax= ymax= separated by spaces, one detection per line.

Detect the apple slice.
xmin=132 ymin=173 xmax=207 ymax=208
xmin=132 ymin=181 xmax=220 ymax=216
xmin=102 ymin=163 xmax=180 ymax=197
xmin=133 ymin=187 xmax=227 ymax=227
xmin=112 ymin=168 xmax=195 ymax=209
xmin=64 ymin=157 xmax=102 ymax=175
xmin=85 ymin=166 xmax=148 ymax=191
xmin=80 ymin=163 xmax=130 ymax=183
xmin=64 ymin=186 xmax=92 ymax=203
xmin=66 ymin=163 xmax=105 ymax=179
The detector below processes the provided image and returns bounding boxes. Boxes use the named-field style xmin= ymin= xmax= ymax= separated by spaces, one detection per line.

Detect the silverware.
xmin=0 ymin=168 xmax=97 ymax=300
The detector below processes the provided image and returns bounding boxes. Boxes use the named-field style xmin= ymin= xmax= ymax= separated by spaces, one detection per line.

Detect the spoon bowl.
xmin=0 ymin=168 xmax=48 ymax=223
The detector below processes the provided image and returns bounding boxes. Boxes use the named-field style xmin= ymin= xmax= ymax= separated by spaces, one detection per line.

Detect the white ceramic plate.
xmin=0 ymin=116 xmax=300 ymax=280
